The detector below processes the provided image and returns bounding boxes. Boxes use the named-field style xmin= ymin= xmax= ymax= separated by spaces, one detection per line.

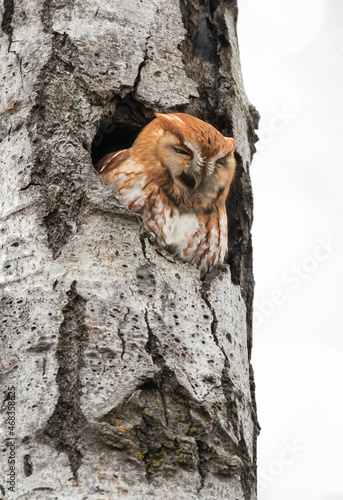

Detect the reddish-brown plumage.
xmin=95 ymin=113 xmax=236 ymax=277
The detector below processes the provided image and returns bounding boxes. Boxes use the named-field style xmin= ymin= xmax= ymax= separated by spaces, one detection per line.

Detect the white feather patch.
xmin=164 ymin=210 xmax=199 ymax=246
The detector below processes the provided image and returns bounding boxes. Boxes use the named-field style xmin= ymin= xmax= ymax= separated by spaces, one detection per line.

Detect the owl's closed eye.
xmin=95 ymin=112 xmax=236 ymax=277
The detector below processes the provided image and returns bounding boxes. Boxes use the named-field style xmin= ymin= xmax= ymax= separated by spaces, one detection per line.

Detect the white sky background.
xmin=237 ymin=1 xmax=343 ymax=499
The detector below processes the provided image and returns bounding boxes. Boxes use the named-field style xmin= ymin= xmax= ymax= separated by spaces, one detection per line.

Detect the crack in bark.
xmin=139 ymin=224 xmax=178 ymax=267
xmin=133 ymin=33 xmax=152 ymax=96
xmin=139 ymin=231 xmax=150 ymax=262
xmin=195 ymin=439 xmax=208 ymax=493
xmin=118 ymin=308 xmax=129 ymax=359
xmin=43 ymin=281 xmax=88 ymax=479
xmin=137 ymin=215 xmax=157 ymax=263
xmin=17 ymin=52 xmax=23 ymax=83
xmin=28 ymin=31 xmax=87 ymax=259
xmin=1 ymin=0 xmax=14 ymax=51
xmin=19 ymin=181 xmax=41 ymax=191
xmin=200 ymin=282 xmax=228 ymax=362
xmin=144 ymin=310 xmax=163 ymax=367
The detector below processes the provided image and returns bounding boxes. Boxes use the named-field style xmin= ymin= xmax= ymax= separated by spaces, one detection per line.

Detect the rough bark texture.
xmin=0 ymin=0 xmax=259 ymax=499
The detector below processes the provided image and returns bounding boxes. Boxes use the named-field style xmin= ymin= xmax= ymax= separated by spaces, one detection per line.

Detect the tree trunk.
xmin=0 ymin=0 xmax=259 ymax=499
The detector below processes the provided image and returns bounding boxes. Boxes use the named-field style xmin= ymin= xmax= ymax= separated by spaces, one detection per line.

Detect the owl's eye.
xmin=216 ymin=159 xmax=225 ymax=168
xmin=173 ymin=146 xmax=190 ymax=156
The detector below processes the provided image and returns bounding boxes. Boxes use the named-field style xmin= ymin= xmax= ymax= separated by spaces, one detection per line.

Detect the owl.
xmin=95 ymin=113 xmax=236 ymax=278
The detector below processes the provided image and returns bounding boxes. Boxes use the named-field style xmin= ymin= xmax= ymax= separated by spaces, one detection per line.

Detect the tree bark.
xmin=0 ymin=0 xmax=259 ymax=499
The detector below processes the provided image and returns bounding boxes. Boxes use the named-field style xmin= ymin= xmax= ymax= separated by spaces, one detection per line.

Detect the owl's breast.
xmin=143 ymin=197 xmax=227 ymax=277
xmin=163 ymin=210 xmax=200 ymax=249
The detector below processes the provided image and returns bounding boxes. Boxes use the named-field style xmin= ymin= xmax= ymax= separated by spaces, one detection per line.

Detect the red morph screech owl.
xmin=95 ymin=113 xmax=236 ymax=278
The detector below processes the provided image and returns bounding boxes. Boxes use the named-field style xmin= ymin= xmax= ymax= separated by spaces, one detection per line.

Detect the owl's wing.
xmin=95 ymin=150 xmax=130 ymax=188
xmin=95 ymin=149 xmax=148 ymax=213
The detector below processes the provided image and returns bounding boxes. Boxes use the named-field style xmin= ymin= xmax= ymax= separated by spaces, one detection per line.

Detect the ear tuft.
xmin=155 ymin=112 xmax=172 ymax=121
xmin=154 ymin=113 xmax=178 ymax=126
xmin=155 ymin=113 xmax=172 ymax=129
xmin=225 ymin=137 xmax=236 ymax=153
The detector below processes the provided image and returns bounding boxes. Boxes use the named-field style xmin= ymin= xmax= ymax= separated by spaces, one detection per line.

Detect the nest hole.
xmin=91 ymin=93 xmax=153 ymax=166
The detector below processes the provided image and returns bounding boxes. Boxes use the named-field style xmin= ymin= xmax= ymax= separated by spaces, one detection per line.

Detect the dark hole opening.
xmin=91 ymin=93 xmax=153 ymax=166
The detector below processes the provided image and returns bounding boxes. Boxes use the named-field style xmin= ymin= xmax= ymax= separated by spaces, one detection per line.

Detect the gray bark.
xmin=0 ymin=0 xmax=259 ymax=498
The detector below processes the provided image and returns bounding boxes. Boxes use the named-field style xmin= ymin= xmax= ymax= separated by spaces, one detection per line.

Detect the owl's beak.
xmin=179 ymin=171 xmax=203 ymax=190
xmin=193 ymin=173 xmax=203 ymax=190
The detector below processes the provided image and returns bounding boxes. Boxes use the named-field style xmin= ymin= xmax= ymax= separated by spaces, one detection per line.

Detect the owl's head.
xmin=132 ymin=113 xmax=236 ymax=211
